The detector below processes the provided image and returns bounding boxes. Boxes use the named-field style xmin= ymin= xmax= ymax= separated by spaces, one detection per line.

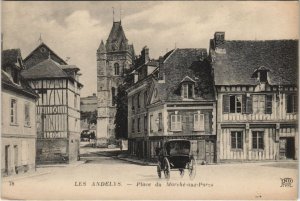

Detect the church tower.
xmin=96 ymin=20 xmax=135 ymax=146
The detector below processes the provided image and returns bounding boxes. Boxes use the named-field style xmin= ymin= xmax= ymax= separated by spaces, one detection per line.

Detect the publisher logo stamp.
xmin=280 ymin=178 xmax=293 ymax=187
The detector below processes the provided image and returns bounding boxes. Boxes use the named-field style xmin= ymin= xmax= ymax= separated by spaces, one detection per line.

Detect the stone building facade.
xmin=1 ymin=49 xmax=39 ymax=176
xmin=96 ymin=21 xmax=135 ymax=146
xmin=127 ymin=48 xmax=217 ymax=163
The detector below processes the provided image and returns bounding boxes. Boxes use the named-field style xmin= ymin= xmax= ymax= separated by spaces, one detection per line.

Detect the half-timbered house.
xmin=127 ymin=48 xmax=217 ymax=163
xmin=21 ymin=43 xmax=83 ymax=164
xmin=210 ymin=32 xmax=298 ymax=162
xmin=2 ymin=49 xmax=39 ymax=176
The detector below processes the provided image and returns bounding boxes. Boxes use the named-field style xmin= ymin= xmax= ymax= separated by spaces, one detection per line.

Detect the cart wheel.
xmin=179 ymin=169 xmax=184 ymax=178
xmin=163 ymin=158 xmax=170 ymax=179
xmin=157 ymin=163 xmax=162 ymax=178
xmin=189 ymin=158 xmax=196 ymax=180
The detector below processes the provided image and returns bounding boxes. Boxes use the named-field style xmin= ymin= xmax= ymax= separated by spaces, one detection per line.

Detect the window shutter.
xmin=223 ymin=95 xmax=230 ymax=113
xmin=242 ymin=94 xmax=247 ymax=114
xmin=246 ymin=95 xmax=253 ymax=114
xmin=265 ymin=95 xmax=272 ymax=114
xmin=286 ymin=94 xmax=292 ymax=113
xmin=204 ymin=113 xmax=210 ymax=133
xmin=171 ymin=115 xmax=175 ymax=130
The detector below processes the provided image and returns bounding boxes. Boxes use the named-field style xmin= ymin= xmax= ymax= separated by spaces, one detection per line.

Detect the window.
xmin=253 ymin=95 xmax=272 ymax=114
xmin=131 ymin=96 xmax=135 ymax=111
xmin=231 ymin=131 xmax=243 ymax=149
xmin=223 ymin=94 xmax=253 ymax=114
xmin=137 ymin=118 xmax=141 ymax=132
xmin=112 ymin=87 xmax=116 ymax=106
xmin=182 ymin=83 xmax=194 ymax=99
xmin=259 ymin=71 xmax=268 ymax=83
xmin=114 ymin=63 xmax=120 ymax=75
xmin=229 ymin=95 xmax=242 ymax=113
xmin=137 ymin=93 xmax=140 ymax=108
xmin=144 ymin=91 xmax=148 ymax=107
xmin=150 ymin=115 xmax=153 ymax=132
xmin=171 ymin=114 xmax=182 ymax=131
xmin=10 ymin=99 xmax=17 ymax=124
xmin=287 ymin=94 xmax=298 ymax=113
xmin=252 ymin=131 xmax=264 ymax=149
xmin=194 ymin=113 xmax=204 ymax=131
xmin=132 ymin=119 xmax=135 ymax=133
xmin=144 ymin=116 xmax=147 ymax=132
xmin=253 ymin=95 xmax=265 ymax=114
xmin=158 ymin=113 xmax=162 ymax=131
xmin=24 ymin=103 xmax=30 ymax=127
xmin=74 ymin=94 xmax=77 ymax=108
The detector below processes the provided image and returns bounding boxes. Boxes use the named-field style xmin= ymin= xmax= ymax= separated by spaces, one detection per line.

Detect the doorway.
xmin=196 ymin=140 xmax=215 ymax=164
xmin=5 ymin=145 xmax=9 ymax=175
xmin=279 ymin=137 xmax=295 ymax=159
xmin=14 ymin=145 xmax=18 ymax=174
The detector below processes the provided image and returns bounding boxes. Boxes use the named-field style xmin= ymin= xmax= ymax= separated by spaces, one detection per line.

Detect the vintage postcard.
xmin=1 ymin=1 xmax=298 ymax=200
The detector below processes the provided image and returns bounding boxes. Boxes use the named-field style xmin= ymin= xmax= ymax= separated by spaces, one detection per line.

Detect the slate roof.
xmin=157 ymin=48 xmax=215 ymax=102
xmin=2 ymin=49 xmax=22 ymax=69
xmin=106 ymin=21 xmax=128 ymax=52
xmin=2 ymin=70 xmax=38 ymax=99
xmin=24 ymin=42 xmax=67 ymax=66
xmin=211 ymin=40 xmax=298 ymax=86
xmin=21 ymin=59 xmax=69 ymax=79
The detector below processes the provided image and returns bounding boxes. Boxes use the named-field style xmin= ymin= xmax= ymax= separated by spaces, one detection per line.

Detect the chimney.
xmin=158 ymin=56 xmax=165 ymax=81
xmin=141 ymin=46 xmax=150 ymax=64
xmin=214 ymin=32 xmax=225 ymax=48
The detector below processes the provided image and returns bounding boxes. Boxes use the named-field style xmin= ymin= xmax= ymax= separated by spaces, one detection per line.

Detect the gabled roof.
xmin=2 ymin=70 xmax=38 ymax=99
xmin=181 ymin=76 xmax=196 ymax=83
xmin=157 ymin=48 xmax=215 ymax=101
xmin=2 ymin=49 xmax=23 ymax=69
xmin=21 ymin=59 xmax=69 ymax=79
xmin=24 ymin=42 xmax=67 ymax=68
xmin=211 ymin=40 xmax=298 ymax=86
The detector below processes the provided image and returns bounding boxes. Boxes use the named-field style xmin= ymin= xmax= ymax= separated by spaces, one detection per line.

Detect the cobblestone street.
xmin=2 ymin=143 xmax=297 ymax=200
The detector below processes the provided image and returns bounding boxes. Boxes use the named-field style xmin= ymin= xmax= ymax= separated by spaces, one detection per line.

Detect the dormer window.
xmin=252 ymin=66 xmax=270 ymax=83
xmin=182 ymin=83 xmax=194 ymax=99
xmin=180 ymin=76 xmax=196 ymax=99
xmin=259 ymin=71 xmax=267 ymax=82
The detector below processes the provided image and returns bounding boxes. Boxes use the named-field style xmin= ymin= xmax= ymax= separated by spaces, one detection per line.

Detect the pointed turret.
xmin=106 ymin=21 xmax=128 ymax=52
xmin=97 ymin=40 xmax=106 ymax=53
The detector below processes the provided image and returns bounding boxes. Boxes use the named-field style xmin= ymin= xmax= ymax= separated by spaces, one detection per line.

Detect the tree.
xmin=114 ymin=84 xmax=128 ymax=139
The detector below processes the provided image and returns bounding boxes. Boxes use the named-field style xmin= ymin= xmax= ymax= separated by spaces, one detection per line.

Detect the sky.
xmin=2 ymin=1 xmax=299 ymax=97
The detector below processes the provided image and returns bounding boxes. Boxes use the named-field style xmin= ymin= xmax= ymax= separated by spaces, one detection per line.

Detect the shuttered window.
xmin=194 ymin=114 xmax=204 ymax=131
xmin=171 ymin=115 xmax=182 ymax=131
xmin=265 ymin=95 xmax=272 ymax=114
xmin=223 ymin=95 xmax=243 ymax=113
xmin=231 ymin=131 xmax=243 ymax=149
xmin=286 ymin=94 xmax=298 ymax=113
xmin=252 ymin=131 xmax=264 ymax=149
xmin=10 ymin=99 xmax=17 ymax=124
xmin=137 ymin=118 xmax=140 ymax=132
xmin=182 ymin=83 xmax=194 ymax=99
xmin=253 ymin=95 xmax=265 ymax=114
xmin=158 ymin=113 xmax=162 ymax=131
